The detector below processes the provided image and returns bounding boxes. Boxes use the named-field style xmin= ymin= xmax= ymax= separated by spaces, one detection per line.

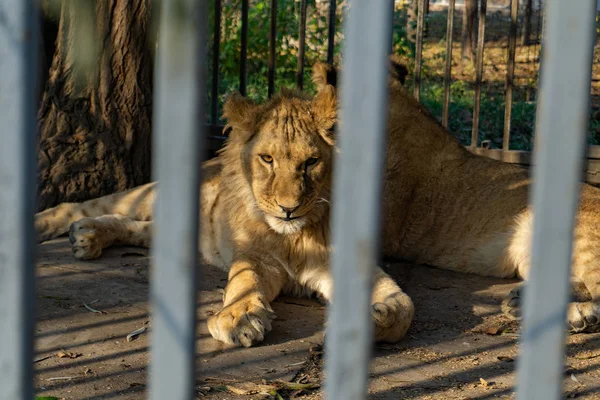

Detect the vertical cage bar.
xmin=537 ymin=0 xmax=545 ymax=70
xmin=515 ymin=1 xmax=596 ymax=400
xmin=211 ymin=0 xmax=221 ymax=124
xmin=327 ymin=0 xmax=336 ymax=64
xmin=325 ymin=0 xmax=394 ymax=399
xmin=413 ymin=0 xmax=426 ymax=101
xmin=522 ymin=0 xmax=533 ymax=46
xmin=268 ymin=0 xmax=277 ymax=97
xmin=240 ymin=0 xmax=248 ymax=95
xmin=503 ymin=0 xmax=518 ymax=151
xmin=471 ymin=0 xmax=487 ymax=148
xmin=297 ymin=0 xmax=308 ymax=89
xmin=149 ymin=0 xmax=206 ymax=398
xmin=442 ymin=0 xmax=455 ymax=128
xmin=0 ymin=1 xmax=38 ymax=398
xmin=536 ymin=0 xmax=543 ymax=47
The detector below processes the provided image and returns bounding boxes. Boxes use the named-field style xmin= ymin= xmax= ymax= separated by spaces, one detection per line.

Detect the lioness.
xmin=36 ymin=60 xmax=600 ymax=348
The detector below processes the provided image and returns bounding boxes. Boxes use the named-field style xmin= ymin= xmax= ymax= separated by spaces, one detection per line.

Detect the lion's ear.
xmin=311 ymin=85 xmax=337 ymax=146
xmin=222 ymin=92 xmax=258 ymax=135
xmin=312 ymin=62 xmax=338 ymax=91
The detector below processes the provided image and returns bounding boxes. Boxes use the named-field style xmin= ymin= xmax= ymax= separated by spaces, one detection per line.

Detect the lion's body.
xmin=379 ymin=82 xmax=531 ymax=278
xmin=35 ymin=61 xmax=600 ymax=346
xmin=379 ymin=79 xmax=600 ymax=289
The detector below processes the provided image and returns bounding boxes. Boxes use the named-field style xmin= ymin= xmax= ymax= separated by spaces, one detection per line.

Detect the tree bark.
xmin=36 ymin=0 xmax=154 ymax=211
xmin=461 ymin=0 xmax=477 ymax=61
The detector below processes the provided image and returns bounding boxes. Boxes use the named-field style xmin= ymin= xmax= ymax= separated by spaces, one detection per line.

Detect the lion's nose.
xmin=278 ymin=204 xmax=299 ymax=217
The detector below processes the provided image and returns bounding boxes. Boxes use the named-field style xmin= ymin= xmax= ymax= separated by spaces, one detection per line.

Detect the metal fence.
xmin=0 ymin=0 xmax=597 ymax=399
xmin=204 ymin=0 xmax=600 ymax=185
xmin=418 ymin=0 xmax=600 ymax=185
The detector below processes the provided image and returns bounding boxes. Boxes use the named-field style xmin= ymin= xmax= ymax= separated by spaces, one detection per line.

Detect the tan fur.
xmin=35 ymin=85 xmax=413 ymax=347
xmin=36 ymin=59 xmax=600 ymax=345
xmin=361 ymin=59 xmax=600 ymax=332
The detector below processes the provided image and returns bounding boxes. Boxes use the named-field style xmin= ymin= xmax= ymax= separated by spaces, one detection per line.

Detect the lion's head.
xmin=219 ymin=67 xmax=338 ymax=235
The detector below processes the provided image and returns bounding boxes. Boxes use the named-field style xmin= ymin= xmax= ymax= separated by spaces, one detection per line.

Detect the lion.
xmin=34 ymin=67 xmax=414 ymax=348
xmin=35 ymin=58 xmax=600 ymax=348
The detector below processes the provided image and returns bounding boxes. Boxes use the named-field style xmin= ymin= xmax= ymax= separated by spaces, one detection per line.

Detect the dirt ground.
xmin=34 ymin=238 xmax=600 ymax=399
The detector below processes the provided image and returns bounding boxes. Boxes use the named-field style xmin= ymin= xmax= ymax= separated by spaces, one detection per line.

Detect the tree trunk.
xmin=521 ymin=0 xmax=533 ymax=46
xmin=461 ymin=0 xmax=477 ymax=61
xmin=36 ymin=0 xmax=154 ymax=211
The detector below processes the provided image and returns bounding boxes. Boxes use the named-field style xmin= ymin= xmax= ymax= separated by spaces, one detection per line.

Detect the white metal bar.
xmin=516 ymin=1 xmax=597 ymax=400
xmin=149 ymin=0 xmax=206 ymax=398
xmin=0 ymin=0 xmax=39 ymax=398
xmin=324 ymin=1 xmax=394 ymax=399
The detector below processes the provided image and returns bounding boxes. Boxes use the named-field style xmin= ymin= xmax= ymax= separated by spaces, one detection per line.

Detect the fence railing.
xmin=204 ymin=0 xmax=600 ymax=185
xmin=149 ymin=0 xmax=205 ymax=397
xmin=0 ymin=0 xmax=597 ymax=399
xmin=515 ymin=2 xmax=596 ymax=399
xmin=0 ymin=1 xmax=39 ymax=398
xmin=324 ymin=1 xmax=394 ymax=397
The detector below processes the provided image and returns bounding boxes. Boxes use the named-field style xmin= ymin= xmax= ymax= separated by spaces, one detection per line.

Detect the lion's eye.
xmin=306 ymin=157 xmax=319 ymax=167
xmin=260 ymin=154 xmax=273 ymax=164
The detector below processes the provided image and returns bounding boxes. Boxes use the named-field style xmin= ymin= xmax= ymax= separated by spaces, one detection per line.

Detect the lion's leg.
xmin=568 ymin=264 xmax=600 ymax=332
xmin=500 ymin=212 xmax=600 ymax=332
xmin=36 ymin=202 xmax=101 ymax=243
xmin=69 ymin=215 xmax=152 ymax=260
xmin=502 ymin=280 xmax=600 ymax=333
xmin=35 ymin=183 xmax=156 ymax=243
xmin=502 ymin=264 xmax=600 ymax=333
xmin=207 ymin=260 xmax=288 ymax=347
xmin=299 ymin=266 xmax=414 ymax=343
xmin=370 ymin=267 xmax=415 ymax=342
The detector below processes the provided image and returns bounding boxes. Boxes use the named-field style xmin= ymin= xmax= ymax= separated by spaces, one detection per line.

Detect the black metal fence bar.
xmin=471 ymin=0 xmax=487 ymax=147
xmin=325 ymin=0 xmax=394 ymax=398
xmin=0 ymin=1 xmax=38 ymax=398
xmin=537 ymin=0 xmax=543 ymax=49
xmin=211 ymin=0 xmax=221 ymax=124
xmin=413 ymin=0 xmax=426 ymax=101
xmin=327 ymin=0 xmax=337 ymax=64
xmin=149 ymin=0 xmax=206 ymax=397
xmin=522 ymin=0 xmax=533 ymax=45
xmin=297 ymin=0 xmax=308 ymax=89
xmin=268 ymin=0 xmax=277 ymax=97
xmin=442 ymin=0 xmax=455 ymax=128
xmin=503 ymin=0 xmax=519 ymax=150
xmin=515 ymin=1 xmax=596 ymax=398
xmin=239 ymin=0 xmax=248 ymax=95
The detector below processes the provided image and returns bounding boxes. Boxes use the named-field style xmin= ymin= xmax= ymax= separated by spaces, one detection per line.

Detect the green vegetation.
xmin=208 ymin=1 xmax=600 ymax=151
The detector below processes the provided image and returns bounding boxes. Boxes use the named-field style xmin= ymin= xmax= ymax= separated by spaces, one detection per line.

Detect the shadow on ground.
xmin=34 ymin=239 xmax=600 ymax=399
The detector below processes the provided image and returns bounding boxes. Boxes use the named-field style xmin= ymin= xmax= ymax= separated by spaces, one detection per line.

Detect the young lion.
xmin=35 ymin=68 xmax=414 ymax=348
xmin=36 ymin=60 xmax=600 ymax=348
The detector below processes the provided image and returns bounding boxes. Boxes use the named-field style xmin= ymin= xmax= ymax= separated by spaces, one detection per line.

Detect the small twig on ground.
xmin=574 ymin=351 xmax=600 ymax=360
xmin=46 ymin=376 xmax=78 ymax=381
xmin=34 ymin=355 xmax=53 ymax=363
xmin=126 ymin=326 xmax=147 ymax=342
xmin=201 ymin=377 xmax=242 ymax=383
xmin=83 ymin=300 xmax=107 ymax=314
xmin=286 ymin=361 xmax=306 ymax=367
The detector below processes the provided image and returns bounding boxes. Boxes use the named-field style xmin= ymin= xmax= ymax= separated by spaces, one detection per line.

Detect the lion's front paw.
xmin=372 ymin=292 xmax=414 ymax=343
xmin=207 ymin=298 xmax=276 ymax=347
xmin=69 ymin=219 xmax=105 ymax=260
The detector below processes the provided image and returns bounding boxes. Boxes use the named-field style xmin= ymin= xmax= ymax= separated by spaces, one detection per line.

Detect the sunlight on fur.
xmin=35 ymin=56 xmax=600 ymax=347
